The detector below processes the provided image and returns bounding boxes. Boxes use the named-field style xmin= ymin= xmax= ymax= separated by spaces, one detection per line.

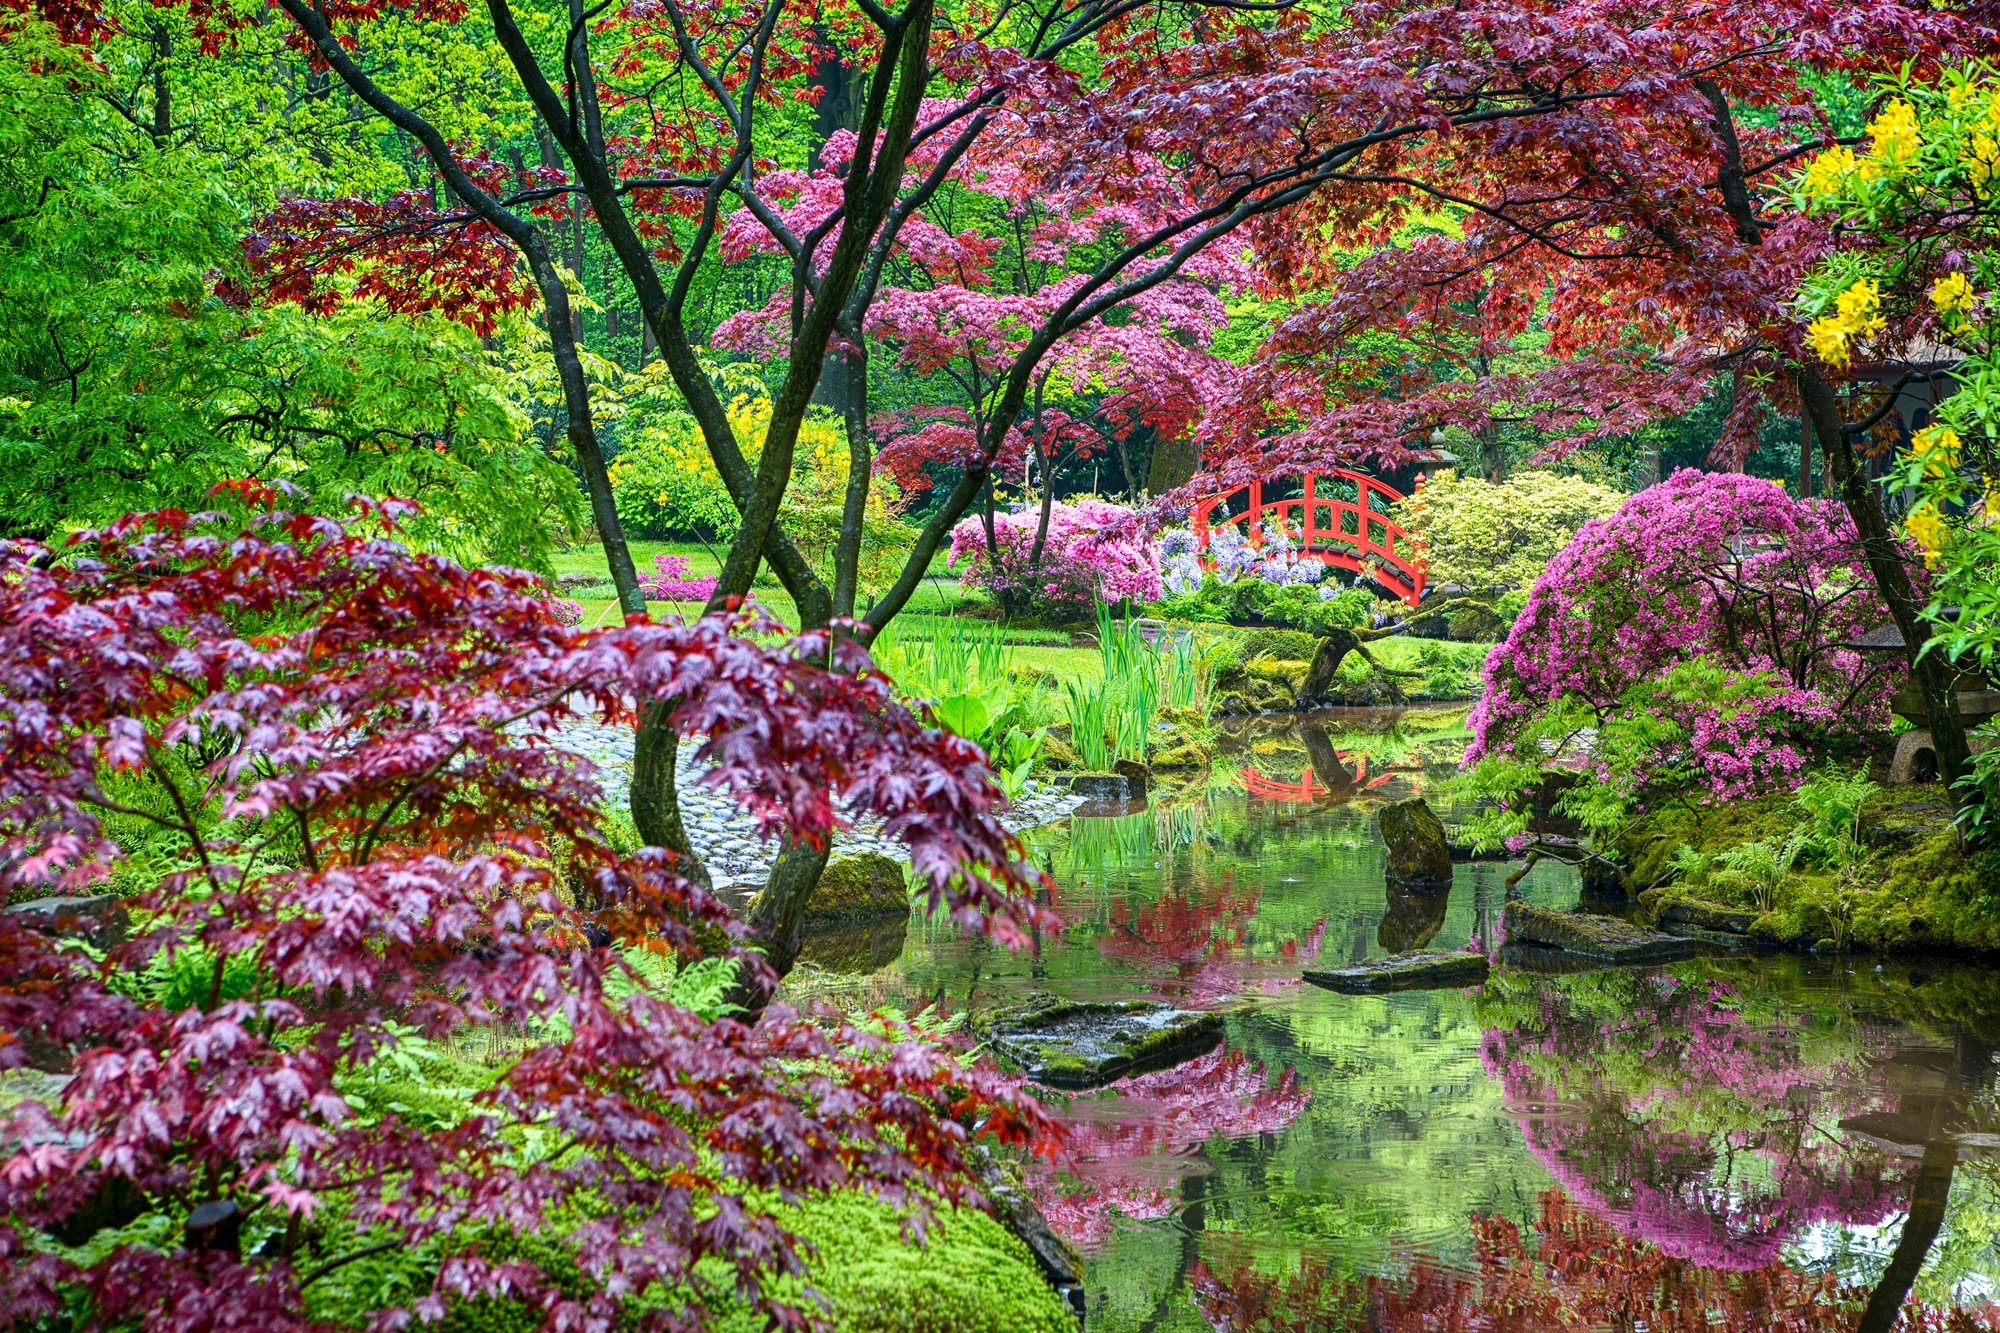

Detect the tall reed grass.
xmin=872 ymin=615 xmax=1012 ymax=699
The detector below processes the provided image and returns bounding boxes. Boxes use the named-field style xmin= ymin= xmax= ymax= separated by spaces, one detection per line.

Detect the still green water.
xmin=828 ymin=709 xmax=2000 ymax=1329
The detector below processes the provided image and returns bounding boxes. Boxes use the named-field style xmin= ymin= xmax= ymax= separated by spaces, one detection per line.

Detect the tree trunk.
xmin=832 ymin=343 xmax=872 ymax=622
xmin=1853 ymin=1137 xmax=1956 ymax=1333
xmin=631 ymin=702 xmax=711 ymax=892
xmin=1302 ymin=629 xmax=1362 ymax=700
xmin=723 ymin=839 xmax=834 ymax=1011
xmin=1145 ymin=434 xmax=1201 ymax=496
xmin=1799 ymin=367 xmax=1973 ymax=796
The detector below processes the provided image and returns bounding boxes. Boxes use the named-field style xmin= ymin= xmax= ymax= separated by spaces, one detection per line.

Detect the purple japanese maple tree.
xmin=0 ymin=485 xmax=1057 ymax=1331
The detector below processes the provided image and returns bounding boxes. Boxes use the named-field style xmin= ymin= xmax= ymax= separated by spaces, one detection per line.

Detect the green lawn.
xmin=550 ymin=539 xmax=1493 ymax=678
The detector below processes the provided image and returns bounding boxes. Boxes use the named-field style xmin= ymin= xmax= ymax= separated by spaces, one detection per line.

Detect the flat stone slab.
xmin=976 ymin=998 xmax=1223 ymax=1090
xmin=1657 ymin=899 xmax=1758 ymax=934
xmin=1502 ymin=900 xmax=1697 ymax=964
xmin=1304 ymin=950 xmax=1490 ymax=994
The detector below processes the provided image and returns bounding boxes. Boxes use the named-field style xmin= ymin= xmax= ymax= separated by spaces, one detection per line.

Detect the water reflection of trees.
xmin=1188 ymin=1189 xmax=2000 ymax=1331
xmin=1028 ymin=1047 xmax=1313 ymax=1250
xmin=1477 ymin=968 xmax=1912 ymax=1270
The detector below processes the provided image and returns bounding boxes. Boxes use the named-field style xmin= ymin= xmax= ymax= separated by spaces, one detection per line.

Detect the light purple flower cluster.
xmin=1159 ymin=527 xmax=1204 ymax=595
xmin=1467 ymin=469 xmax=1898 ymax=801
xmin=948 ymin=499 xmax=1163 ymax=606
xmin=639 ymin=552 xmax=720 ymax=603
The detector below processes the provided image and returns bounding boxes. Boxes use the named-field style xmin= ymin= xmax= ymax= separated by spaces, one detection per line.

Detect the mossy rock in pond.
xmin=974 ymin=996 xmax=1225 ymax=1089
xmin=1304 ymin=950 xmax=1489 ymax=994
xmin=1150 ymin=738 xmax=1214 ymax=771
xmin=1247 ymin=657 xmax=1310 ymax=689
xmin=1647 ymin=895 xmax=1758 ymax=935
xmin=1378 ymin=798 xmax=1452 ymax=887
xmin=1054 ymin=772 xmax=1141 ymax=800
xmin=1212 ymin=670 xmax=1295 ymax=714
xmin=700 ymin=1190 xmax=1077 ymax=1333
xmin=1035 ymin=731 xmax=1080 ymax=770
xmin=807 ymin=852 xmax=909 ymax=926
xmin=1501 ymin=899 xmax=1697 ymax=964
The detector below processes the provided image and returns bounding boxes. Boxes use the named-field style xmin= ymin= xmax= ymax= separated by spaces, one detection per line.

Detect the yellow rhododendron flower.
xmin=1834 ymin=278 xmax=1888 ymax=335
xmin=1807 ymin=316 xmax=1852 ymax=366
xmin=1800 ymin=145 xmax=1862 ymax=198
xmin=1911 ymin=423 xmax=1962 ymax=479
xmin=1867 ymin=99 xmax=1923 ymax=167
xmin=1963 ymin=132 xmax=2000 ymax=197
xmin=1932 ymin=271 xmax=1976 ymax=315
xmin=1807 ymin=278 xmax=1887 ymax=366
xmin=1905 ymin=503 xmax=1948 ymax=567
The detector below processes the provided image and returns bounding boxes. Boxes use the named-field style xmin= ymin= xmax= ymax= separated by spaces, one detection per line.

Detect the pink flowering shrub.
xmin=1463 ymin=470 xmax=1898 ymax=821
xmin=948 ymin=499 xmax=1161 ymax=615
xmin=639 ymin=552 xmax=720 ymax=603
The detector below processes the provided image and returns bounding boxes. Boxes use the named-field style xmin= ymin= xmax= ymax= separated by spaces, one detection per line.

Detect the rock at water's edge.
xmin=804 ymin=852 xmax=909 ymax=926
xmin=1305 ymin=950 xmax=1489 ymax=994
xmin=3 ymin=894 xmax=129 ymax=945
xmin=1502 ymin=899 xmax=1696 ymax=964
xmin=1657 ymin=899 xmax=1758 ymax=935
xmin=1378 ymin=798 xmax=1453 ymax=886
xmin=976 ymin=998 xmax=1224 ymax=1089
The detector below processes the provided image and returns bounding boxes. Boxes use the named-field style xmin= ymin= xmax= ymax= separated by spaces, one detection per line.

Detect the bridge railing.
xmin=1190 ymin=470 xmax=1427 ymax=604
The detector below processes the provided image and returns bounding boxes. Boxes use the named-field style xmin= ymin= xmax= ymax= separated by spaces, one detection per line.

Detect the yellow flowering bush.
xmin=1933 ymin=271 xmax=1976 ymax=314
xmin=608 ymin=363 xmax=915 ymax=593
xmin=1791 ymin=66 xmax=2000 ymax=823
xmin=1803 ymin=278 xmax=1886 ymax=367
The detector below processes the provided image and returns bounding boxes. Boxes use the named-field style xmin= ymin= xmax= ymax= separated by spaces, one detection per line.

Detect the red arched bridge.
xmin=1191 ymin=469 xmax=1426 ymax=605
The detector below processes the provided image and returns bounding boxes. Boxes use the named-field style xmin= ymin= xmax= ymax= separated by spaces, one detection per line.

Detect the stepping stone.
xmin=975 ymin=998 xmax=1224 ymax=1090
xmin=1304 ymin=950 xmax=1489 ymax=994
xmin=1502 ymin=900 xmax=1697 ymax=964
xmin=1657 ymin=899 xmax=1758 ymax=934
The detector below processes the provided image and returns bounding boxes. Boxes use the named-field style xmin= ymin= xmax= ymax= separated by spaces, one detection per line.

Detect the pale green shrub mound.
xmin=1396 ymin=468 xmax=1625 ymax=595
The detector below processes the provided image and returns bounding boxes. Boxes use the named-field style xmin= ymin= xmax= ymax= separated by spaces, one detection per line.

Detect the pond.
xmin=792 ymin=707 xmax=2000 ymax=1330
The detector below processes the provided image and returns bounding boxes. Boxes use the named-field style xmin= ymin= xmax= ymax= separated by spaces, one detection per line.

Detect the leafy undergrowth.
xmin=1621 ymin=786 xmax=2000 ymax=953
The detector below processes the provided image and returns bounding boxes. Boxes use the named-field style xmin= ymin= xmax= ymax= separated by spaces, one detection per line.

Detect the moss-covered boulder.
xmin=1035 ymin=731 xmax=1080 ymax=770
xmin=1652 ymin=897 xmax=1758 ymax=935
xmin=806 ymin=852 xmax=909 ymax=926
xmin=1150 ymin=738 xmax=1214 ymax=771
xmin=704 ymin=1191 xmax=1077 ymax=1333
xmin=1378 ymin=798 xmax=1453 ymax=887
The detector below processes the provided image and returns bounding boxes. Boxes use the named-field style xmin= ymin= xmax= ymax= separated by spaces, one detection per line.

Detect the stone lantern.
xmin=1840 ymin=618 xmax=2000 ymax=783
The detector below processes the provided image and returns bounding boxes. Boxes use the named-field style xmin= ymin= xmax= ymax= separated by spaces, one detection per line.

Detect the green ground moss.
xmin=705 ymin=1191 xmax=1075 ymax=1333
xmin=308 ymin=1189 xmax=1069 ymax=1333
xmin=1620 ymin=786 xmax=2000 ymax=954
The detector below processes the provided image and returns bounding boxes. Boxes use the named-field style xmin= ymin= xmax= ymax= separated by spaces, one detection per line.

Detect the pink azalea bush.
xmin=948 ymin=499 xmax=1161 ymax=614
xmin=1465 ymin=469 xmax=1898 ymax=807
xmin=639 ymin=552 xmax=720 ymax=603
